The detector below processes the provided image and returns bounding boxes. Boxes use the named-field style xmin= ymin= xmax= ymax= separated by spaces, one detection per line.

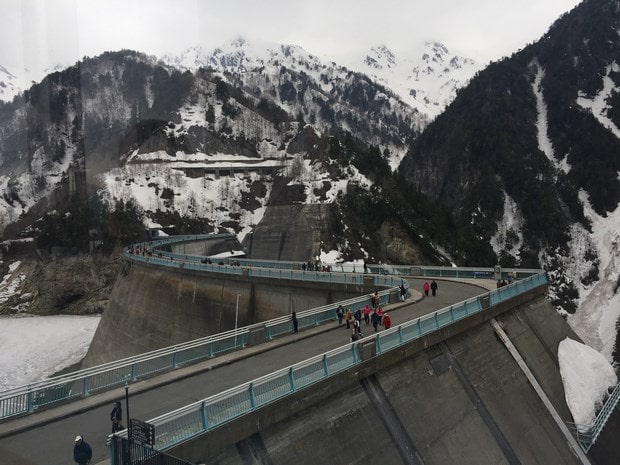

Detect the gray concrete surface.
xmin=183 ymin=296 xmax=584 ymax=465
xmin=186 ymin=295 xmax=583 ymax=465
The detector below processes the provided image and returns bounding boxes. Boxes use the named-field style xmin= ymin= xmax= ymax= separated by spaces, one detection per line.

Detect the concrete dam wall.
xmin=169 ymin=293 xmax=593 ymax=465
xmin=83 ymin=259 xmax=376 ymax=366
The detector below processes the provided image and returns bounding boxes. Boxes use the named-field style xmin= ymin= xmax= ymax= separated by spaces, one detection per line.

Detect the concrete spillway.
xmin=168 ymin=294 xmax=598 ymax=465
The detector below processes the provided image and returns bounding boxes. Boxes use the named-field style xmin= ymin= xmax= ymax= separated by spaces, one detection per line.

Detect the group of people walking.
xmin=336 ymin=300 xmax=392 ymax=342
xmin=422 ymin=280 xmax=438 ymax=297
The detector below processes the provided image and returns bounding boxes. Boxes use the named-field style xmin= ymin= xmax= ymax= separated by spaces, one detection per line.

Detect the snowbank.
xmin=558 ymin=337 xmax=617 ymax=429
xmin=0 ymin=314 xmax=100 ymax=391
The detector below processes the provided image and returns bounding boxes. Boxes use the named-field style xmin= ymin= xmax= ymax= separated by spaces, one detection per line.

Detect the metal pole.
xmin=235 ymin=294 xmax=240 ymax=346
xmin=125 ymin=382 xmax=131 ymax=464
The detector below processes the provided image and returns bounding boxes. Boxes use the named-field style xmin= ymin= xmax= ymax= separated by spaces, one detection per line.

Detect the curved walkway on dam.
xmin=0 ymin=278 xmax=488 ymax=465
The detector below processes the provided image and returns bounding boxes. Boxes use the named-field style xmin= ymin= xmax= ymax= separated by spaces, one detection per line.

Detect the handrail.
xmin=569 ymin=381 xmax=620 ymax=451
xmin=107 ymin=271 xmax=547 ymax=459
xmin=0 ymin=233 xmax=542 ymax=423
xmin=127 ymin=234 xmax=539 ymax=281
xmin=0 ymin=269 xmax=402 ymax=420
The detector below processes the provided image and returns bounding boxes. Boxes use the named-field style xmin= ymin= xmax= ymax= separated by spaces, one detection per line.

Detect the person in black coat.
xmin=73 ymin=435 xmax=92 ymax=465
xmin=292 ymin=312 xmax=299 ymax=333
xmin=430 ymin=280 xmax=438 ymax=296
xmin=110 ymin=400 xmax=123 ymax=433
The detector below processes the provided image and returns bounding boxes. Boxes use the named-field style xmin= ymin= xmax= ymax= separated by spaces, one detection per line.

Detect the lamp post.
xmin=124 ymin=382 xmax=131 ymax=463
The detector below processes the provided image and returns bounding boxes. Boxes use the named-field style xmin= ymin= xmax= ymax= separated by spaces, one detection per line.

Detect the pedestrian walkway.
xmin=0 ymin=278 xmax=488 ymax=465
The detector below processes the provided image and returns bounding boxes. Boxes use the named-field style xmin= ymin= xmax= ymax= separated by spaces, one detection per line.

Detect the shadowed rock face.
xmin=243 ymin=204 xmax=330 ymax=261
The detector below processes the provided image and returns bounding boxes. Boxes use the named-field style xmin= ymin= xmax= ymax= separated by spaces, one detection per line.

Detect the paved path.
xmin=0 ymin=278 xmax=490 ymax=465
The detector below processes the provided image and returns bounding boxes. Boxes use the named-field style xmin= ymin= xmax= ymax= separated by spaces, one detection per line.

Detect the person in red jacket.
xmin=363 ymin=304 xmax=371 ymax=325
xmin=383 ymin=313 xmax=392 ymax=330
xmin=423 ymin=281 xmax=430 ymax=296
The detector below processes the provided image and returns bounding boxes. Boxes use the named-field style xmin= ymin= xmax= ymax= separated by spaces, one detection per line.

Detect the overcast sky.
xmin=1 ymin=0 xmax=582 ymax=75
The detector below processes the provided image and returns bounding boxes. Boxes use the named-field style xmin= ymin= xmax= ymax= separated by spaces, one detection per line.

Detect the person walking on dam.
xmin=423 ymin=281 xmax=430 ymax=296
xmin=383 ymin=313 xmax=392 ymax=330
xmin=73 ymin=435 xmax=92 ymax=465
xmin=336 ymin=305 xmax=344 ymax=325
xmin=292 ymin=312 xmax=299 ymax=333
xmin=363 ymin=304 xmax=371 ymax=325
xmin=110 ymin=401 xmax=123 ymax=433
xmin=344 ymin=308 xmax=352 ymax=329
xmin=371 ymin=309 xmax=380 ymax=332
xmin=430 ymin=279 xmax=438 ymax=296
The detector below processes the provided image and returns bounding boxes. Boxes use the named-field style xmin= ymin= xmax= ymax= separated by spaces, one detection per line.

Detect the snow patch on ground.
xmin=490 ymin=191 xmax=524 ymax=262
xmin=101 ymin=161 xmax=274 ymax=242
xmin=532 ymin=62 xmax=570 ymax=175
xmin=567 ymin=190 xmax=620 ymax=359
xmin=577 ymin=62 xmax=620 ymax=139
xmin=0 ymin=260 xmax=26 ymax=306
xmin=559 ymin=337 xmax=617 ymax=429
xmin=0 ymin=314 xmax=100 ymax=391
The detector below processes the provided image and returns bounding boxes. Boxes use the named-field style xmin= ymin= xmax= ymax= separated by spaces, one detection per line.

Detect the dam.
xmin=0 ymin=235 xmax=618 ymax=465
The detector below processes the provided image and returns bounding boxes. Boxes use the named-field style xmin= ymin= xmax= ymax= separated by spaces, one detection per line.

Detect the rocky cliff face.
xmin=0 ymin=243 xmax=120 ymax=315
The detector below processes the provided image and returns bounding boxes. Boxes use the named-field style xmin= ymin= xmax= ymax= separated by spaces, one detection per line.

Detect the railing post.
xmin=172 ymin=349 xmax=178 ymax=369
xmin=398 ymin=326 xmax=403 ymax=344
xmin=434 ymin=312 xmax=440 ymax=328
xmin=351 ymin=344 xmax=358 ymax=363
xmin=249 ymin=383 xmax=256 ymax=409
xmin=417 ymin=318 xmax=422 ymax=336
xmin=27 ymin=387 xmax=33 ymax=413
xmin=83 ymin=375 xmax=90 ymax=396
xmin=323 ymin=354 xmax=329 ymax=377
xmin=376 ymin=335 xmax=382 ymax=354
xmin=200 ymin=400 xmax=208 ymax=432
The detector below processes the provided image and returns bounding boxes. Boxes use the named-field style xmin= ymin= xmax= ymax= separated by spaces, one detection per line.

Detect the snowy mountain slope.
xmin=398 ymin=0 xmax=620 ymax=364
xmin=0 ymin=64 xmax=21 ymax=102
xmin=162 ymin=38 xmax=428 ymax=165
xmin=0 ymin=63 xmax=70 ymax=103
xmin=0 ymin=46 xmax=423 ymax=253
xmin=344 ymin=42 xmax=482 ymax=121
xmin=164 ymin=39 xmax=478 ymax=124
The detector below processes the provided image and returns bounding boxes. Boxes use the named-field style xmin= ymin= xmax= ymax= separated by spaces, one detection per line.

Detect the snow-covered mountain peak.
xmin=422 ymin=41 xmax=449 ymax=61
xmin=363 ymin=44 xmax=397 ymax=70
xmin=163 ymin=37 xmax=322 ymax=74
xmin=161 ymin=45 xmax=211 ymax=71
xmin=346 ymin=41 xmax=482 ymax=119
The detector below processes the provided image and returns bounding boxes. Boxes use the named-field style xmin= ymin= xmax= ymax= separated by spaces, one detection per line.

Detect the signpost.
xmin=494 ymin=265 xmax=502 ymax=281
xmin=130 ymin=418 xmax=156 ymax=447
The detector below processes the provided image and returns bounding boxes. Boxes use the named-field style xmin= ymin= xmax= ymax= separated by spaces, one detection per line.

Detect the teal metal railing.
xmin=0 ymin=266 xmax=399 ymax=421
xmin=0 ymin=234 xmax=541 ymax=426
xmin=126 ymin=235 xmax=538 ymax=282
xmin=569 ymin=381 xmax=620 ymax=452
xmin=106 ymin=271 xmax=547 ymax=462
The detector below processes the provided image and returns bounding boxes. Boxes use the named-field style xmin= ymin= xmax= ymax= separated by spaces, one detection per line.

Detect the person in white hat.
xmin=73 ymin=435 xmax=92 ymax=465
